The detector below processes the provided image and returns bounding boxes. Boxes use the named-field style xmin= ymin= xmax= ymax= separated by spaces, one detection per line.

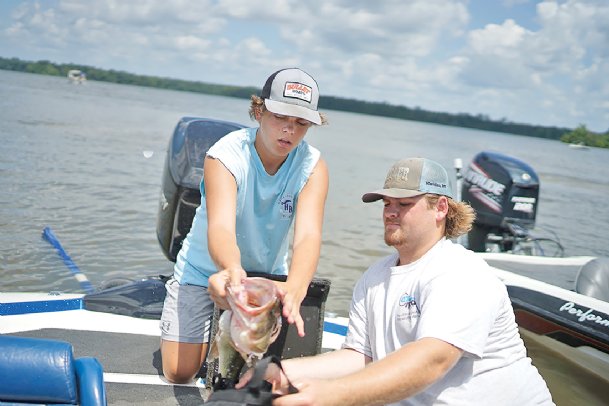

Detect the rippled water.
xmin=2 ymin=70 xmax=609 ymax=405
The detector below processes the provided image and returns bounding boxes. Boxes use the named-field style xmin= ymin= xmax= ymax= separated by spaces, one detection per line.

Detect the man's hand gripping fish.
xmin=209 ymin=277 xmax=282 ymax=387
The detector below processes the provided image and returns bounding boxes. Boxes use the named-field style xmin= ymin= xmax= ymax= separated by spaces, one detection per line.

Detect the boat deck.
xmin=480 ymin=252 xmax=596 ymax=291
xmin=1 ymin=287 xmax=348 ymax=406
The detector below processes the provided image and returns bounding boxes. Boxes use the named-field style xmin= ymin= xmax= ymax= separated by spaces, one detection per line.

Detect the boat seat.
xmin=0 ymin=336 xmax=107 ymax=406
xmin=575 ymin=257 xmax=609 ymax=302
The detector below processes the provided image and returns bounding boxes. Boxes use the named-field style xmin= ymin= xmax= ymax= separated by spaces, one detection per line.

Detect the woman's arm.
xmin=283 ymin=158 xmax=329 ymax=335
xmin=204 ymin=156 xmax=247 ymax=308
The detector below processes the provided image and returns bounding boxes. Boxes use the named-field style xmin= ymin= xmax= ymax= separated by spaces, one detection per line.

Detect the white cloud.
xmin=174 ymin=35 xmax=211 ymax=51
xmin=236 ymin=37 xmax=273 ymax=60
xmin=59 ymin=0 xmax=215 ymax=24
xmin=468 ymin=19 xmax=528 ymax=57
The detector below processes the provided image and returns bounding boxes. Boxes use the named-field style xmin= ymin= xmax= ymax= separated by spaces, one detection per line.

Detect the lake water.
xmin=2 ymin=70 xmax=609 ymax=405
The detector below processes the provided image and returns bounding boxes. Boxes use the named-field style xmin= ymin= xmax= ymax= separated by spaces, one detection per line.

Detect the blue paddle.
xmin=42 ymin=226 xmax=95 ymax=294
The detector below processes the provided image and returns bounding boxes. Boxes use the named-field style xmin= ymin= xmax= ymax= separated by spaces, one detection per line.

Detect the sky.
xmin=1 ymin=0 xmax=608 ymax=132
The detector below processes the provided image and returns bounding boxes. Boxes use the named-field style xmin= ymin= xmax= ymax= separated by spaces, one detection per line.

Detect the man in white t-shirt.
xmin=242 ymin=157 xmax=554 ymax=405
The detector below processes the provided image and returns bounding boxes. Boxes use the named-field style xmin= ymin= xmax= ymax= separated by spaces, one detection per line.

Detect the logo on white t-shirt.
xmin=397 ymin=292 xmax=419 ymax=321
xmin=279 ymin=193 xmax=294 ymax=219
xmin=399 ymin=293 xmax=416 ymax=308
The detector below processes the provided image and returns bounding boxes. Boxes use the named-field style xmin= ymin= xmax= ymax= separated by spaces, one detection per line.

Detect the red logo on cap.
xmin=286 ymin=83 xmax=311 ymax=94
xmin=283 ymin=82 xmax=313 ymax=102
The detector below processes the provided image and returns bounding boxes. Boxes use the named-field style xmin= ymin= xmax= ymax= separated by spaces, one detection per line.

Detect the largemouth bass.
xmin=208 ymin=277 xmax=282 ymax=387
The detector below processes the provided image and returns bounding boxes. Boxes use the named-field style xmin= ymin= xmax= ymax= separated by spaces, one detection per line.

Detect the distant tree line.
xmin=2 ymin=55 xmax=605 ymax=146
xmin=0 ymin=56 xmax=258 ymax=98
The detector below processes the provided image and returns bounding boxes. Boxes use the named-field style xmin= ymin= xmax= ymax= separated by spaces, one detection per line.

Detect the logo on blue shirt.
xmin=279 ymin=193 xmax=294 ymax=219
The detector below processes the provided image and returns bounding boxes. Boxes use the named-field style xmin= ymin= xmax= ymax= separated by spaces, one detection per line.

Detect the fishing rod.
xmin=42 ymin=226 xmax=95 ymax=294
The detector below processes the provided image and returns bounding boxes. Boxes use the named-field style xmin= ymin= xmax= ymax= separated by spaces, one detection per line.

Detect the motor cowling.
xmin=461 ymin=151 xmax=540 ymax=252
xmin=156 ymin=117 xmax=246 ymax=262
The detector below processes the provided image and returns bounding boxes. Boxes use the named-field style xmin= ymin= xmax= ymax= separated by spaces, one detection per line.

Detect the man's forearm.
xmin=283 ymin=348 xmax=367 ymax=382
xmin=323 ymin=338 xmax=462 ymax=406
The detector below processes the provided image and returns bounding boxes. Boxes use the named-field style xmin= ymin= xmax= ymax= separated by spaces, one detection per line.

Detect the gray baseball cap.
xmin=362 ymin=158 xmax=454 ymax=202
xmin=261 ymin=68 xmax=322 ymax=125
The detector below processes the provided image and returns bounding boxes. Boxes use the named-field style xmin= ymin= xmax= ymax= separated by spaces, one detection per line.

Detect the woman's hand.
xmin=281 ymin=288 xmax=306 ymax=337
xmin=208 ymin=268 xmax=246 ymax=309
xmin=274 ymin=282 xmax=307 ymax=337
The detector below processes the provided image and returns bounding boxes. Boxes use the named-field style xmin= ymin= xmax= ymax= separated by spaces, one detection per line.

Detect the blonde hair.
xmin=249 ymin=95 xmax=328 ymax=125
xmin=425 ymin=194 xmax=475 ymax=239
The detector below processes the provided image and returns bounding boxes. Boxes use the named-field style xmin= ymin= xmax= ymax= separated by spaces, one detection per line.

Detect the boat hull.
xmin=509 ymin=285 xmax=609 ymax=354
xmin=480 ymin=252 xmax=609 ymax=363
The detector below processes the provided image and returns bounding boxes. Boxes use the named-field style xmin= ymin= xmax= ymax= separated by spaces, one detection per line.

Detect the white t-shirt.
xmin=344 ymin=238 xmax=554 ymax=405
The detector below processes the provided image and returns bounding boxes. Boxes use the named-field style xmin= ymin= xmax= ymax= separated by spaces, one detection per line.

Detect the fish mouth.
xmin=227 ymin=279 xmax=279 ymax=315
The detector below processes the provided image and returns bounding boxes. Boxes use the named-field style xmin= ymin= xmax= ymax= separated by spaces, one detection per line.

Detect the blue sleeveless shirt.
xmin=173 ymin=127 xmax=321 ymax=287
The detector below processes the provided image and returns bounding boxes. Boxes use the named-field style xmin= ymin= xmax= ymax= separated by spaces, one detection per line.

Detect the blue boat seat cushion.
xmin=0 ymin=336 xmax=106 ymax=406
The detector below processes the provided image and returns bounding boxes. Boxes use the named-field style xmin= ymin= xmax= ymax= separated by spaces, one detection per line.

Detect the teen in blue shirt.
xmin=160 ymin=68 xmax=329 ymax=384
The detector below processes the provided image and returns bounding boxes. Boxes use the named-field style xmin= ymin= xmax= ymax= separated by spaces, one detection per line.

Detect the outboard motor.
xmin=156 ymin=117 xmax=246 ymax=262
xmin=461 ymin=151 xmax=540 ymax=253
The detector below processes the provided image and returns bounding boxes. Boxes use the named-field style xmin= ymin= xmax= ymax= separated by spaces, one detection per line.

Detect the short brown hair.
xmin=249 ymin=95 xmax=328 ymax=125
xmin=425 ymin=194 xmax=475 ymax=239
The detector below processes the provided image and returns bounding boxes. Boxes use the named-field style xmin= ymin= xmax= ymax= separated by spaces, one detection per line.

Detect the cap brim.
xmin=264 ymin=99 xmax=322 ymax=125
xmin=362 ymin=188 xmax=425 ymax=203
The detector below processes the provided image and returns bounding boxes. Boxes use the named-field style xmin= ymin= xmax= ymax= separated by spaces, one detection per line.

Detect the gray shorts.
xmin=159 ymin=277 xmax=215 ymax=344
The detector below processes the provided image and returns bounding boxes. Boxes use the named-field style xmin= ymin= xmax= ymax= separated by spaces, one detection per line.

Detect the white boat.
xmin=568 ymin=142 xmax=589 ymax=150
xmin=457 ymin=150 xmax=609 ymax=383
xmin=483 ymin=253 xmax=609 ymax=367
xmin=2 ymin=118 xmax=608 ymax=404
xmin=67 ymin=69 xmax=87 ymax=83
